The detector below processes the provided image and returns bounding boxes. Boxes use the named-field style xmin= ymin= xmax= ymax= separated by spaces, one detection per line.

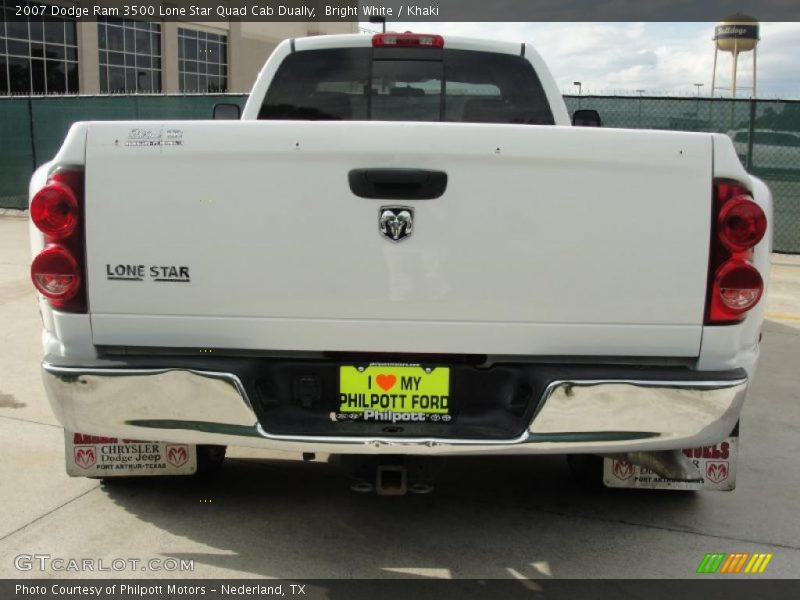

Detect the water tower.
xmin=711 ymin=15 xmax=760 ymax=98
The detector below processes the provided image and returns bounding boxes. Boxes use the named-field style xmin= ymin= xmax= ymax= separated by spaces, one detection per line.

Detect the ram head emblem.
xmin=379 ymin=207 xmax=414 ymax=242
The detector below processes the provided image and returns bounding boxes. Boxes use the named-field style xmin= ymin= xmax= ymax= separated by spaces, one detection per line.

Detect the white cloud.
xmin=387 ymin=22 xmax=800 ymax=97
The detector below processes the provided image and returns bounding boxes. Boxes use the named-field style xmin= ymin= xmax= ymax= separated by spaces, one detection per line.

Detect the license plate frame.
xmin=337 ymin=364 xmax=452 ymax=423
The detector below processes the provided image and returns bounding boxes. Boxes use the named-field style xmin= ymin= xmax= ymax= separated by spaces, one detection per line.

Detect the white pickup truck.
xmin=30 ymin=33 xmax=771 ymax=493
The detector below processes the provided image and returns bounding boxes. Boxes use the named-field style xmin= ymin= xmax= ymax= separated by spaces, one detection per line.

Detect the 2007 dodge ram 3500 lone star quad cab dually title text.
xmin=30 ymin=33 xmax=771 ymax=493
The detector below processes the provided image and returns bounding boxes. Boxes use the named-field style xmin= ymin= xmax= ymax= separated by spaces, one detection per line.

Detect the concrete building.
xmin=1 ymin=0 xmax=357 ymax=95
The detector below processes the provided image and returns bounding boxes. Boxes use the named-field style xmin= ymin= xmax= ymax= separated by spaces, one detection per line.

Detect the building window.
xmin=178 ymin=28 xmax=227 ymax=93
xmin=98 ymin=18 xmax=161 ymax=93
xmin=1 ymin=0 xmax=78 ymax=95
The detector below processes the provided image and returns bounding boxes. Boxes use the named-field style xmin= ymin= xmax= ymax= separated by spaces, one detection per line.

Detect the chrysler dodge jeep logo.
xmin=379 ymin=206 xmax=414 ymax=242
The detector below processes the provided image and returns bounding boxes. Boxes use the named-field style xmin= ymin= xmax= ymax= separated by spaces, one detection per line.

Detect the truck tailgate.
xmin=84 ymin=120 xmax=712 ymax=356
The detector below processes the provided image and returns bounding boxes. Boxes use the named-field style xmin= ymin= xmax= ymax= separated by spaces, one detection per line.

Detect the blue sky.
xmin=383 ymin=22 xmax=800 ymax=98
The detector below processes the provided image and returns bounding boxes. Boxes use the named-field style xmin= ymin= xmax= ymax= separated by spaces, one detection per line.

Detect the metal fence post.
xmin=746 ymin=99 xmax=756 ymax=171
xmin=27 ymin=96 xmax=38 ymax=171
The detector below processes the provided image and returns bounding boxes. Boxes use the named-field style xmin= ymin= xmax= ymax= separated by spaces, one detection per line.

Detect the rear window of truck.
xmin=258 ymin=47 xmax=555 ymax=125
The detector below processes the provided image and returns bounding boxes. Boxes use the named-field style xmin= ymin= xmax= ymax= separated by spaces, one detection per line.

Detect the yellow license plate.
xmin=338 ymin=365 xmax=451 ymax=423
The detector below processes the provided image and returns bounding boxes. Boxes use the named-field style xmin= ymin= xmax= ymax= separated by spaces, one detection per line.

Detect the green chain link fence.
xmin=0 ymin=93 xmax=247 ymax=211
xmin=1 ymin=93 xmax=798 ymax=252
xmin=564 ymin=95 xmax=800 ymax=254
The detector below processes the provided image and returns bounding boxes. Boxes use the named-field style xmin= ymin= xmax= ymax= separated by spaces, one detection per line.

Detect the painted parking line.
xmin=765 ymin=312 xmax=800 ymax=322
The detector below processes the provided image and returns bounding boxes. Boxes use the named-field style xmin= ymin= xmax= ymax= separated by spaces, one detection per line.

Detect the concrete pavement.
xmin=1 ymin=215 xmax=798 ymax=579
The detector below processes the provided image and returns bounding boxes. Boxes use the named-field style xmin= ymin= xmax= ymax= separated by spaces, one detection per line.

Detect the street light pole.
xmin=573 ymin=81 xmax=582 ymax=109
xmin=369 ymin=16 xmax=386 ymax=33
xmin=694 ymin=83 xmax=704 ymax=121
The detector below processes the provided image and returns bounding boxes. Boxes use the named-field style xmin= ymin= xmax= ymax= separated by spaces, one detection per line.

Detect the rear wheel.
xmin=566 ymin=454 xmax=604 ymax=489
xmin=195 ymin=444 xmax=227 ymax=476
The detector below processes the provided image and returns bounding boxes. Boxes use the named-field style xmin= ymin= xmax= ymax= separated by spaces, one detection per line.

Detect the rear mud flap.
xmin=603 ymin=436 xmax=738 ymax=491
xmin=65 ymin=431 xmax=197 ymax=477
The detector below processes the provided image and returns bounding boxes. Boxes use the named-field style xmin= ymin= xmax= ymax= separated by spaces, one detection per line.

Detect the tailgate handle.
xmin=348 ymin=168 xmax=447 ymax=200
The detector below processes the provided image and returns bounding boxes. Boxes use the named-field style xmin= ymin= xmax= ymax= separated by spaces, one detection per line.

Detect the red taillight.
xmin=717 ymin=196 xmax=767 ymax=252
xmin=705 ymin=179 xmax=767 ymax=325
xmin=708 ymin=260 xmax=764 ymax=321
xmin=31 ymin=245 xmax=81 ymax=303
xmin=30 ymin=168 xmax=86 ymax=312
xmin=30 ymin=182 xmax=79 ymax=239
xmin=372 ymin=33 xmax=444 ymax=48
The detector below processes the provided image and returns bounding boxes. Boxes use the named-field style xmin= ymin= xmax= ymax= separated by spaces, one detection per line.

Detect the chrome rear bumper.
xmin=41 ymin=363 xmax=747 ymax=455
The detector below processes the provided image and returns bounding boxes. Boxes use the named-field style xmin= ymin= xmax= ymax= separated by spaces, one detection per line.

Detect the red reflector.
xmin=31 ymin=245 xmax=81 ymax=302
xmin=717 ymin=196 xmax=767 ymax=252
xmin=709 ymin=260 xmax=764 ymax=322
xmin=31 ymin=182 xmax=79 ymax=239
xmin=372 ymin=33 xmax=444 ymax=48
xmin=715 ymin=181 xmax=750 ymax=204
